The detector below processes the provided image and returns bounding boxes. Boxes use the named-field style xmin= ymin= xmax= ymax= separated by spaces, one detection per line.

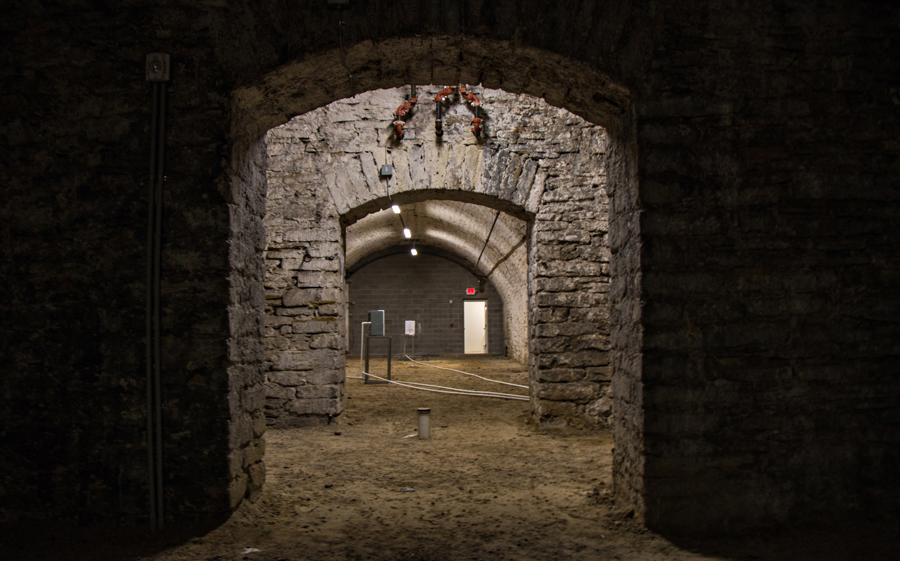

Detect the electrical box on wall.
xmin=145 ymin=53 xmax=170 ymax=82
xmin=368 ymin=310 xmax=385 ymax=336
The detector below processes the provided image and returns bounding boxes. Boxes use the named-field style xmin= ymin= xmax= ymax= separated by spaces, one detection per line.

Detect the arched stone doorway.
xmin=225 ymin=37 xmax=642 ymax=520
xmin=263 ymin=86 xmax=612 ymax=431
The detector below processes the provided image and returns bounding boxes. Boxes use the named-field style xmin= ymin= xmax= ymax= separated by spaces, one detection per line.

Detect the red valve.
xmin=393 ymin=119 xmax=406 ymax=139
xmin=460 ymin=86 xmax=483 ymax=136
xmin=392 ymin=87 xmax=418 ymax=140
xmin=471 ymin=116 xmax=483 ymax=137
xmin=459 ymin=86 xmax=480 ymax=107
xmin=433 ymin=85 xmax=484 ymax=137
xmin=433 ymin=86 xmax=456 ymax=103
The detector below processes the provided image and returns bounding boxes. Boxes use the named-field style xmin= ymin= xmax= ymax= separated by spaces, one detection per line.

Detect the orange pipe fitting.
xmin=433 ymin=85 xmax=484 ymax=137
xmin=433 ymin=86 xmax=456 ymax=103
xmin=393 ymin=86 xmax=418 ymax=140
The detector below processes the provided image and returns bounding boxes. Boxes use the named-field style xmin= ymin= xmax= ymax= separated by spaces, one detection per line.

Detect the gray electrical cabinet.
xmin=368 ymin=310 xmax=385 ymax=336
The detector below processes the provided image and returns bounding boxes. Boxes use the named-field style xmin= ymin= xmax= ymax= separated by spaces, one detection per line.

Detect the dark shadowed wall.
xmin=1 ymin=0 xmax=897 ymax=535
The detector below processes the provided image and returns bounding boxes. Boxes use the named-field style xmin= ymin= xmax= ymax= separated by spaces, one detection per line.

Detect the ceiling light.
xmin=411 ymin=248 xmax=418 ymax=256
xmin=403 ymin=228 xmax=411 ymax=238
xmin=391 ymin=204 xmax=401 ymax=214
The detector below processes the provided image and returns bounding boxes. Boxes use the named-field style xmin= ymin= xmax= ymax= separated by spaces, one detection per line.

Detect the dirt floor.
xmin=138 ymin=355 xmax=900 ymax=561
xmin=146 ymin=354 xmax=694 ymax=561
xmin=4 ymin=356 xmax=898 ymax=560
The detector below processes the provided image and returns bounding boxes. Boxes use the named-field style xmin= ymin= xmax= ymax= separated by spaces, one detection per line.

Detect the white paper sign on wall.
xmin=405 ymin=321 xmax=416 ymax=335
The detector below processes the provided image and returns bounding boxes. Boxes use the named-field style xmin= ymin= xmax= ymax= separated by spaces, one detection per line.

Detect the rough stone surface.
xmin=265 ymin=86 xmax=610 ymax=429
xmin=1 ymin=0 xmax=897 ymax=540
xmin=225 ymin=136 xmax=268 ymax=517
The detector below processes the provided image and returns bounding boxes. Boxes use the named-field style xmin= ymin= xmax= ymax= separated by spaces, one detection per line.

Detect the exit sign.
xmin=466 ymin=288 xmax=476 ymax=295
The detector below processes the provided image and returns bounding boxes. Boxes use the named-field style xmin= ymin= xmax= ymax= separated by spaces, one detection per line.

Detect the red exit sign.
xmin=466 ymin=288 xmax=476 ymax=295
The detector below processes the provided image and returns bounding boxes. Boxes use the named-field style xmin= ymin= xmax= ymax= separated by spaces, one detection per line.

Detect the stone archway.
xmin=263 ymin=85 xmax=612 ymax=431
xmin=225 ymin=37 xmax=643 ymax=518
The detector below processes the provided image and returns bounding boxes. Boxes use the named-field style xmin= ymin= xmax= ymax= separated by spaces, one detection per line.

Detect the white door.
xmin=464 ymin=300 xmax=487 ymax=354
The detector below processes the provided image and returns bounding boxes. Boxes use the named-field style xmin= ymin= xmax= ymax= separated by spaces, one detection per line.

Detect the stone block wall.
xmin=528 ymin=134 xmax=612 ymax=429
xmin=3 ymin=0 xmax=897 ymax=537
xmin=225 ymin=138 xmax=269 ymax=506
xmin=263 ymin=129 xmax=347 ymax=428
xmin=347 ymin=254 xmax=505 ymax=357
xmin=631 ymin=3 xmax=900 ymax=533
xmin=607 ymin=127 xmax=645 ymax=517
xmin=264 ymin=86 xmax=610 ymax=428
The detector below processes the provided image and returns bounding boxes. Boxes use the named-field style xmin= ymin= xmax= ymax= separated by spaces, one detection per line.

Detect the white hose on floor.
xmin=386 ymin=377 xmax=527 ymax=399
xmin=354 ymin=369 xmax=529 ymax=401
xmin=403 ymin=355 xmax=528 ymax=389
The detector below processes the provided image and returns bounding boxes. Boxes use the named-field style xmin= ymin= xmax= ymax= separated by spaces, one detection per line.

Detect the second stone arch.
xmin=263 ymin=85 xmax=612 ymax=431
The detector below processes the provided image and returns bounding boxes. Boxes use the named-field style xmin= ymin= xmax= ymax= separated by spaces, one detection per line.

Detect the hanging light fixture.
xmin=392 ymin=204 xmax=401 ymax=214
xmin=411 ymin=247 xmax=418 ymax=256
xmin=403 ymin=227 xmax=411 ymax=238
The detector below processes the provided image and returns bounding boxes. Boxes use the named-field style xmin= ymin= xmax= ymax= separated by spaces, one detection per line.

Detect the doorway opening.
xmin=225 ymin=36 xmax=640 ymax=520
xmin=464 ymin=300 xmax=488 ymax=354
xmin=261 ymin=85 xmax=612 ymax=432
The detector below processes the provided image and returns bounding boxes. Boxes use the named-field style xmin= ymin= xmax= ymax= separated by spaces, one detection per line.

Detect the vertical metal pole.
xmin=360 ymin=322 xmax=371 ymax=378
xmin=386 ymin=337 xmax=391 ymax=381
xmin=364 ymin=336 xmax=371 ymax=383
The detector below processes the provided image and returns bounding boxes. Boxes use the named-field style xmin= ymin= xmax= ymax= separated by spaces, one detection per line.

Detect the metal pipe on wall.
xmin=145 ymin=78 xmax=159 ymax=533
xmin=473 ymin=210 xmax=500 ymax=273
xmin=145 ymin=53 xmax=169 ymax=531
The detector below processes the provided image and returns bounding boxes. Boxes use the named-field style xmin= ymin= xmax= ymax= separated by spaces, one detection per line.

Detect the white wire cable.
xmin=356 ymin=369 xmax=529 ymax=401
xmin=349 ymin=369 xmax=524 ymax=398
xmin=391 ymin=378 xmax=527 ymax=399
xmin=348 ymin=370 xmax=525 ymax=399
xmin=403 ymin=355 xmax=528 ymax=389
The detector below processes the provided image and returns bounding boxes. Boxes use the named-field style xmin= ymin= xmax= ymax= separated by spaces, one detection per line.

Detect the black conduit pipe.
xmin=145 ymin=78 xmax=158 ymax=533
xmin=474 ymin=210 xmax=500 ymax=273
xmin=146 ymin=54 xmax=168 ymax=531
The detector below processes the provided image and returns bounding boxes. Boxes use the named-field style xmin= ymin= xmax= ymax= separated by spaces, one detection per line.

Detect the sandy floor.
xmin=5 ymin=356 xmax=897 ymax=560
xmin=146 ymin=355 xmax=707 ymax=561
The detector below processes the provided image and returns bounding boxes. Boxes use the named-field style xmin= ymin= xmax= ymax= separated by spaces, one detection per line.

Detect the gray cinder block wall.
xmin=347 ymin=254 xmax=505 ymax=357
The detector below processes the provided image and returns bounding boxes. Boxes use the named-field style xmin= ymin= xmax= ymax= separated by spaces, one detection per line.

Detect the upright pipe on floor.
xmin=417 ymin=408 xmax=431 ymax=439
xmin=146 ymin=53 xmax=169 ymax=531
